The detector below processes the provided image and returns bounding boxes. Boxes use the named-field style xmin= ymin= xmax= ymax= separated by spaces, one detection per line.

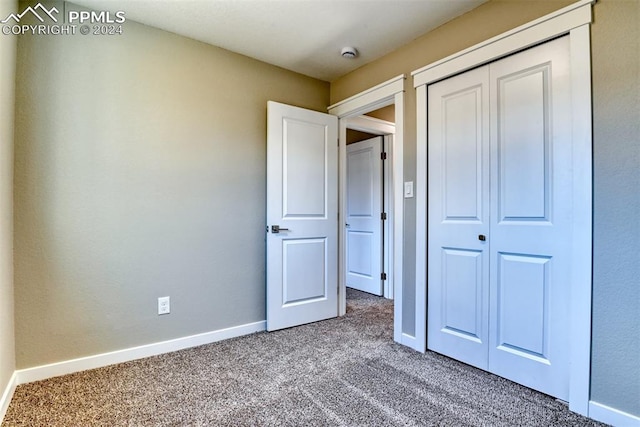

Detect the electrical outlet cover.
xmin=158 ymin=296 xmax=170 ymax=315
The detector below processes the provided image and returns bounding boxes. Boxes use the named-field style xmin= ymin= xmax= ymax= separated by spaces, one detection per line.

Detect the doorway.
xmin=345 ymin=111 xmax=395 ymax=299
xmin=328 ymin=74 xmax=408 ymax=347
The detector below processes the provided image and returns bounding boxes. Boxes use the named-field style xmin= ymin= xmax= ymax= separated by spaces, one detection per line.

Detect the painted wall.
xmin=346 ymin=129 xmax=376 ymax=145
xmin=331 ymin=0 xmax=639 ymax=418
xmin=0 ymin=0 xmax=17 ymax=406
xmin=14 ymin=7 xmax=328 ymax=368
xmin=590 ymin=0 xmax=640 ymax=416
xmin=366 ymin=105 xmax=394 ymax=123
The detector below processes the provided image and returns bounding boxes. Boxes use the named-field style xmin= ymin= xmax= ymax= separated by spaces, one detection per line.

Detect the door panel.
xmin=283 ymin=119 xmax=328 ymax=217
xmin=488 ymin=36 xmax=571 ymax=400
xmin=443 ymin=88 xmax=485 ymax=221
xmin=441 ymin=248 xmax=484 ymax=342
xmin=347 ymin=232 xmax=372 ymax=276
xmin=496 ymin=253 xmax=551 ymax=361
xmin=346 ymin=137 xmax=383 ymax=295
xmin=427 ymin=66 xmax=490 ymax=371
xmin=283 ymin=238 xmax=328 ymax=305
xmin=267 ymin=101 xmax=338 ymax=331
xmin=497 ymin=66 xmax=551 ymax=222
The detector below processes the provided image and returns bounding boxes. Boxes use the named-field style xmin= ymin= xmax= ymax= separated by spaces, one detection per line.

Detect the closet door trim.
xmin=412 ymin=0 xmax=595 ymax=87
xmin=413 ymin=0 xmax=593 ymax=416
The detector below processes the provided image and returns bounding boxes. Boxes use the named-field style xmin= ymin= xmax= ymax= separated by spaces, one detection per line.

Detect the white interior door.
xmin=487 ymin=36 xmax=571 ymax=400
xmin=346 ymin=136 xmax=383 ymax=296
xmin=266 ymin=101 xmax=338 ymax=331
xmin=427 ymin=66 xmax=491 ymax=370
xmin=427 ymin=37 xmax=572 ymax=400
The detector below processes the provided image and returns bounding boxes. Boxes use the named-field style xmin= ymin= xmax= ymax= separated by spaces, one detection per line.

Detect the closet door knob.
xmin=478 ymin=235 xmax=486 ymax=241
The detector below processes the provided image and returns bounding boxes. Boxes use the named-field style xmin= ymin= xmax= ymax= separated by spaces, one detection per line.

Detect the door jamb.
xmin=411 ymin=0 xmax=594 ymax=416
xmin=328 ymin=75 xmax=405 ymax=344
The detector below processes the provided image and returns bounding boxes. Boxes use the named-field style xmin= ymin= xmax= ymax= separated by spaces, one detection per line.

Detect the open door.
xmin=266 ymin=101 xmax=339 ymax=331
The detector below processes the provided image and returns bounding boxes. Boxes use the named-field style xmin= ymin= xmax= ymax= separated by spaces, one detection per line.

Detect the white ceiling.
xmin=71 ymin=0 xmax=487 ymax=81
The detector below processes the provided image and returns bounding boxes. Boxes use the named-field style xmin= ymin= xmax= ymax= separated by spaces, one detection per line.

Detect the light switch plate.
xmin=404 ymin=181 xmax=414 ymax=198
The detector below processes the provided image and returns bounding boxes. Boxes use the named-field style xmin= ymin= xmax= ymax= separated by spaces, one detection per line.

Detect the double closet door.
xmin=427 ymin=36 xmax=572 ymax=400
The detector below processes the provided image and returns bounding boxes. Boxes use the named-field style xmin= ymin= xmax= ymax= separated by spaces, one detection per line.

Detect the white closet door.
xmin=427 ymin=66 xmax=491 ymax=370
xmin=427 ymin=36 xmax=572 ymax=400
xmin=487 ymin=36 xmax=572 ymax=400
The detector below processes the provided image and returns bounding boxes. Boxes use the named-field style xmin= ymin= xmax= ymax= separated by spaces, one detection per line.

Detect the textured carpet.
xmin=3 ymin=289 xmax=605 ymax=426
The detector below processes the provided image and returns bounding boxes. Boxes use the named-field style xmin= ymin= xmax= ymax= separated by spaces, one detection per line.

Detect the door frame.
xmin=328 ymin=75 xmax=406 ymax=345
xmin=344 ymin=116 xmax=395 ymax=299
xmin=412 ymin=0 xmax=594 ymax=416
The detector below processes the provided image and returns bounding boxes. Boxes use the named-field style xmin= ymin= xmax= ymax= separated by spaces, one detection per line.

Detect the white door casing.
xmin=426 ymin=37 xmax=572 ymax=400
xmin=346 ymin=136 xmax=383 ymax=296
xmin=266 ymin=101 xmax=338 ymax=331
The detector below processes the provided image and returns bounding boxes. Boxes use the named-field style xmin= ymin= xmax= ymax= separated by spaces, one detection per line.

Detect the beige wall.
xmin=0 ymin=0 xmax=17 ymax=407
xmin=14 ymin=9 xmax=328 ymax=368
xmin=331 ymin=0 xmax=640 ymax=417
xmin=366 ymin=105 xmax=394 ymax=123
xmin=590 ymin=0 xmax=640 ymax=416
xmin=346 ymin=129 xmax=376 ymax=145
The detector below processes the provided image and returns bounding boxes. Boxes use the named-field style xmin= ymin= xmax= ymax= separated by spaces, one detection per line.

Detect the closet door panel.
xmin=488 ymin=36 xmax=572 ymax=401
xmin=427 ymin=66 xmax=491 ymax=370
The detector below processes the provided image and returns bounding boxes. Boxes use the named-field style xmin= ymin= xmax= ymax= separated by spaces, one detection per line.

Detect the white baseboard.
xmin=590 ymin=401 xmax=640 ymax=427
xmin=16 ymin=320 xmax=266 ymax=385
xmin=0 ymin=371 xmax=17 ymax=423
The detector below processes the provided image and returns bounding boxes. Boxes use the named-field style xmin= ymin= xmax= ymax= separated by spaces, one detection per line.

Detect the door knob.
xmin=478 ymin=234 xmax=486 ymax=241
xmin=271 ymin=225 xmax=290 ymax=234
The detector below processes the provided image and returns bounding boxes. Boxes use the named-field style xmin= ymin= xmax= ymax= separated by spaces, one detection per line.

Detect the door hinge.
xmin=381 ymin=272 xmax=387 ymax=280
xmin=381 ymin=152 xmax=387 ymax=160
xmin=381 ymin=212 xmax=387 ymax=220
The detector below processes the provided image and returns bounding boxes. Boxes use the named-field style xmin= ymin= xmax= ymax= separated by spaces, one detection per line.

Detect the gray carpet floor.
xmin=3 ymin=289 xmax=606 ymax=426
